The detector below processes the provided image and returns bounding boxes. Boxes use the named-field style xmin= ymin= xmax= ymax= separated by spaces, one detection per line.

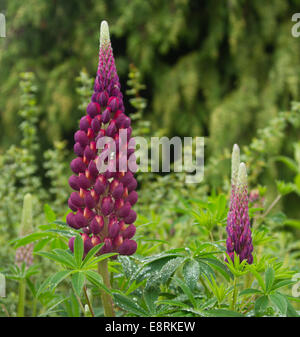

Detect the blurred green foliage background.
xmin=0 ymin=1 xmax=300 ymax=218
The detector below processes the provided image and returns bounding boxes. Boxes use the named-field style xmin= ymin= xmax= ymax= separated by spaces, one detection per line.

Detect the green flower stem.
xmin=199 ymin=277 xmax=210 ymax=297
xmin=74 ymin=292 xmax=86 ymax=317
xmin=231 ymin=277 xmax=238 ymax=311
xmin=257 ymin=194 xmax=282 ymax=225
xmin=244 ymin=272 xmax=253 ymax=289
xmin=32 ymin=297 xmax=37 ymax=317
xmin=17 ymin=278 xmax=26 ymax=317
xmin=98 ymin=259 xmax=115 ymax=317
xmin=83 ymin=285 xmax=94 ymax=317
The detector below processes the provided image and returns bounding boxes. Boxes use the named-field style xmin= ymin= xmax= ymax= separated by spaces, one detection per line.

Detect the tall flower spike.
xmin=15 ymin=194 xmax=34 ymax=268
xmin=67 ymin=21 xmax=138 ymax=258
xmin=226 ymin=157 xmax=253 ymax=264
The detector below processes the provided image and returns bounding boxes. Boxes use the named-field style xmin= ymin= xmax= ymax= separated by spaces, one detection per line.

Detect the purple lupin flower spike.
xmin=67 ymin=21 xmax=138 ymax=257
xmin=226 ymin=145 xmax=253 ymax=264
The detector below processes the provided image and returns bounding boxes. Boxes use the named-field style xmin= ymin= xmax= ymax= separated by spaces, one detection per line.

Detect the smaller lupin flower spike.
xmin=226 ymin=158 xmax=253 ymax=264
xmin=15 ymin=194 xmax=34 ymax=268
xmin=67 ymin=21 xmax=138 ymax=258
xmin=231 ymin=144 xmax=240 ymax=187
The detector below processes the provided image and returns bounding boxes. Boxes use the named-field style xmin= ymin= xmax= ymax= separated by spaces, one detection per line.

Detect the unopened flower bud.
xmin=87 ymin=102 xmax=100 ymax=118
xmin=101 ymin=196 xmax=114 ymax=216
xmin=122 ymin=224 xmax=136 ymax=239
xmin=118 ymin=239 xmax=137 ymax=255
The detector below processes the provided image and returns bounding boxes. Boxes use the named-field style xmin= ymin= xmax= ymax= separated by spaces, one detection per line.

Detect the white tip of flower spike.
xmin=238 ymin=162 xmax=247 ymax=187
xmin=100 ymin=20 xmax=110 ymax=48
xmin=21 ymin=193 xmax=33 ymax=235
xmin=231 ymin=144 xmax=240 ymax=186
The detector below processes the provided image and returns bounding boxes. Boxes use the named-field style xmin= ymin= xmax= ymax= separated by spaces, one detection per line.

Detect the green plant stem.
xmin=199 ymin=277 xmax=210 ymax=297
xmin=74 ymin=292 xmax=86 ymax=316
xmin=244 ymin=272 xmax=253 ymax=289
xmin=98 ymin=260 xmax=115 ymax=317
xmin=241 ymin=295 xmax=256 ymax=313
xmin=17 ymin=279 xmax=26 ymax=317
xmin=231 ymin=277 xmax=238 ymax=311
xmin=83 ymin=285 xmax=94 ymax=317
xmin=32 ymin=297 xmax=37 ymax=317
xmin=262 ymin=194 xmax=282 ymax=218
xmin=1 ymin=304 xmax=10 ymax=317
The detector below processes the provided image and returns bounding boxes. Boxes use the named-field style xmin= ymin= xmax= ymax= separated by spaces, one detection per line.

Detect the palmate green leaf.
xmin=286 ymin=301 xmax=300 ymax=317
xmin=71 ymin=272 xmax=85 ymax=296
xmin=81 ymin=243 xmax=104 ymax=267
xmin=38 ymin=297 xmax=67 ymax=317
xmin=50 ymin=237 xmax=66 ymax=250
xmin=46 ymin=270 xmax=73 ymax=292
xmin=64 ymin=293 xmax=81 ymax=317
xmin=284 ymin=219 xmax=300 ymax=229
xmin=10 ymin=232 xmax=57 ymax=248
xmin=287 ymin=295 xmax=300 ymax=303
xmin=36 ymin=275 xmax=53 ymax=297
xmin=249 ymin=266 xmax=266 ymax=292
xmin=197 ymin=260 xmax=215 ymax=281
xmin=224 ymin=252 xmax=249 ymax=277
xmin=83 ymin=253 xmax=118 ymax=269
xmin=276 ymin=181 xmax=295 ymax=196
xmin=199 ymin=298 xmax=218 ymax=310
xmin=239 ymin=288 xmax=262 ymax=296
xmin=214 ymin=194 xmax=228 ymax=221
xmin=144 ymin=285 xmax=159 ymax=314
xmin=265 ymin=267 xmax=275 ymax=293
xmin=164 ymin=248 xmax=187 ymax=255
xmin=141 ymin=251 xmax=184 ymax=265
xmin=52 ymin=220 xmax=68 ymax=226
xmin=74 ymin=235 xmax=84 ymax=267
xmin=174 ymin=276 xmax=197 ymax=308
xmin=26 ymin=278 xmax=37 ymax=297
xmin=273 ymin=156 xmax=298 ymax=173
xmin=183 ymin=259 xmax=200 ymax=291
xmin=270 ymin=292 xmax=287 ymax=315
xmin=25 ymin=264 xmax=40 ymax=278
xmin=84 ymin=270 xmax=110 ymax=294
xmin=202 ymin=257 xmax=233 ymax=281
xmin=271 ymin=279 xmax=296 ymax=291
xmin=205 ymin=309 xmax=244 ymax=317
xmin=119 ymin=256 xmax=137 ymax=279
xmin=160 ymin=257 xmax=185 ymax=284
xmin=44 ymin=204 xmax=56 ymax=223
xmin=144 ymin=256 xmax=185 ymax=289
xmin=35 ymin=270 xmax=74 ymax=298
xmin=113 ymin=292 xmax=148 ymax=316
xmin=5 ymin=274 xmax=22 ymax=281
xmin=254 ymin=295 xmax=269 ymax=315
xmin=47 ymin=229 xmax=76 ymax=237
xmin=33 ymin=238 xmax=51 ymax=252
xmin=126 ymin=279 xmax=146 ymax=296
xmin=156 ymin=299 xmax=190 ymax=309
xmin=35 ymin=251 xmax=76 ymax=268
xmin=194 ymin=241 xmax=226 ymax=255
